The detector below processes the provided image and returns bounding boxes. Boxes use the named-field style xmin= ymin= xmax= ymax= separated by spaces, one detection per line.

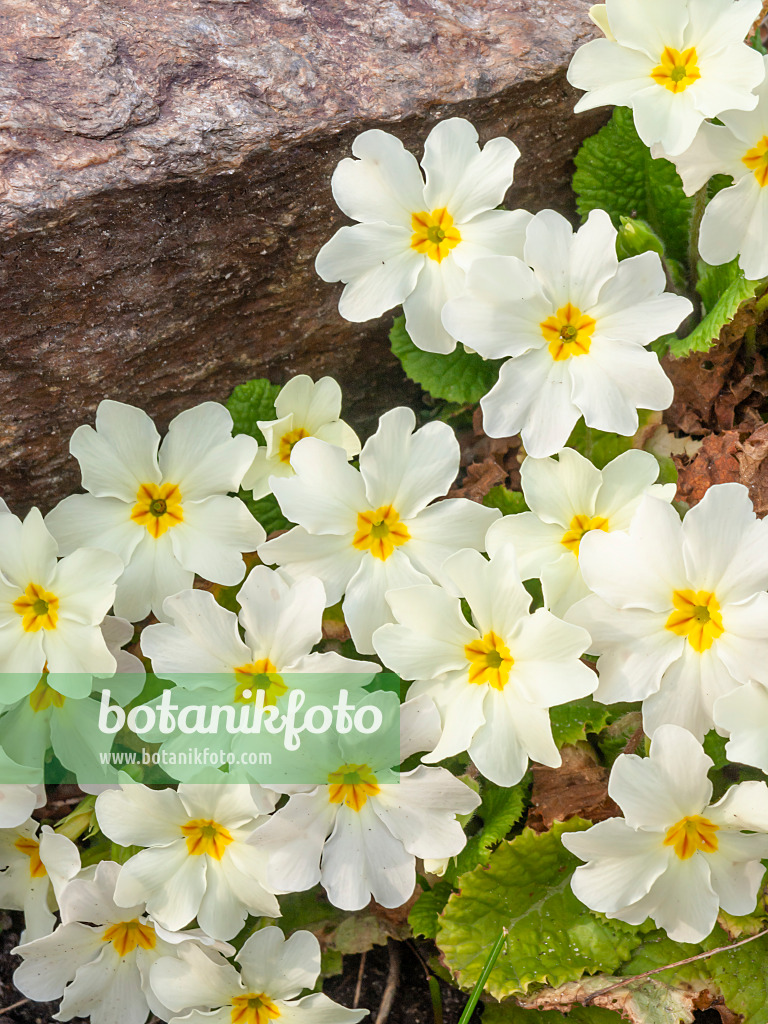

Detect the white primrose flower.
xmin=139 ymin=567 xmax=377 ymax=777
xmin=570 ymin=483 xmax=768 ymax=739
xmin=373 ymin=547 xmax=596 ymax=787
xmin=713 ymin=680 xmax=768 ymax=773
xmin=95 ymin=783 xmax=279 ymax=939
xmin=13 ymin=860 xmax=232 ymax=1024
xmin=567 ymin=0 xmax=765 ymax=156
xmin=0 ymin=820 xmax=80 ymax=941
xmin=0 ymin=507 xmax=123 ymax=701
xmin=487 ymin=449 xmax=676 ymax=616
xmin=257 ymin=406 xmax=499 ymax=654
xmin=241 ymin=375 xmax=361 ymax=499
xmin=45 ymin=400 xmax=263 ymax=622
xmin=0 ymin=784 xmax=45 ymax=828
xmin=442 ymin=209 xmax=691 ymax=457
xmin=251 ymin=696 xmax=481 ymax=910
xmin=150 ymin=926 xmax=367 ymax=1024
xmin=316 ymin=117 xmax=532 ymax=354
xmin=563 ymin=725 xmax=768 ymax=943
xmin=0 ymin=616 xmax=145 ymax=781
xmin=664 ymin=54 xmax=768 ymax=279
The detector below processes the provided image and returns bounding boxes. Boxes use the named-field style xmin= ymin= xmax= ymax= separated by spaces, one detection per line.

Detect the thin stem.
xmin=687 ymin=185 xmax=708 ymax=301
xmin=353 ymin=950 xmax=366 ymax=1009
xmin=0 ymin=998 xmax=29 ymax=1014
xmin=374 ymin=939 xmax=401 ymax=1024
xmin=584 ymin=927 xmax=768 ymax=1005
xmin=457 ymin=927 xmax=508 ymax=1024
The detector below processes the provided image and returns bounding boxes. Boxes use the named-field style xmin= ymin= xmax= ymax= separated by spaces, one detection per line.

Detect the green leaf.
xmin=437 ymin=820 xmax=646 ymax=999
xmin=669 ymin=265 xmax=763 ymax=357
xmin=390 ymin=316 xmax=503 ymax=404
xmin=573 ymin=107 xmax=693 ymax=265
xmin=447 ymin=778 xmax=529 ymax=883
xmin=409 ymin=880 xmax=454 ymax=940
xmin=550 ymin=697 xmax=612 ymax=749
xmin=696 ymin=258 xmax=742 ymax=313
xmin=238 ymin=490 xmax=292 ymax=534
xmin=483 ymin=486 xmax=529 ymax=516
xmin=621 ymin=926 xmax=768 ymax=1024
xmin=226 ymin=378 xmax=281 ymax=444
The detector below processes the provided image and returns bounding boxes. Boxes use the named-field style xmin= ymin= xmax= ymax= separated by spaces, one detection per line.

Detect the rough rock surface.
xmin=0 ymin=0 xmax=604 ymax=511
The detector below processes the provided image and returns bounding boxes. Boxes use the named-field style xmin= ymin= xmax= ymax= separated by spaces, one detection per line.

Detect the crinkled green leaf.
xmin=437 ymin=820 xmax=646 ymax=999
xmin=238 ymin=489 xmax=292 ymax=535
xmin=669 ymin=267 xmax=762 ymax=357
xmin=696 ymin=258 xmax=742 ymax=313
xmin=483 ymin=486 xmax=529 ymax=516
xmin=409 ymin=880 xmax=454 ymax=940
xmin=621 ymin=926 xmax=768 ymax=1024
xmin=550 ymin=698 xmax=612 ymax=749
xmin=573 ymin=107 xmax=693 ymax=265
xmin=390 ymin=316 xmax=503 ymax=404
xmin=447 ymin=779 xmax=529 ymax=883
xmin=226 ymin=378 xmax=281 ymax=444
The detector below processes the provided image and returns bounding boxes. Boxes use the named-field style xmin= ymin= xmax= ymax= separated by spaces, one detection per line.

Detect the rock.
xmin=0 ymin=0 xmax=604 ymax=513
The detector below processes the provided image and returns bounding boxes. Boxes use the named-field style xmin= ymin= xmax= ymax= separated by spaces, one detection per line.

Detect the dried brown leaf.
xmin=735 ymin=422 xmax=768 ymax=518
xmin=448 ymin=457 xmax=506 ymax=502
xmin=527 ymin=744 xmax=620 ymax=833
xmin=517 ymin=974 xmax=699 ymax=1024
xmin=663 ymin=329 xmax=743 ymax=436
xmin=675 ymin=431 xmax=741 ymax=507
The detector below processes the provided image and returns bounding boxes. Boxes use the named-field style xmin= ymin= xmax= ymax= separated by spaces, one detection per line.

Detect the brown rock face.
xmin=0 ymin=0 xmax=604 ymax=513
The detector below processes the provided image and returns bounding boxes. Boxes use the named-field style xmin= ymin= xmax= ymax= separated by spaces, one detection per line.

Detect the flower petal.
xmin=71 ymin=401 xmax=162 ymax=501
xmin=343 ymin=551 xmax=429 ymax=655
xmin=402 ymin=255 xmax=465 ymax=354
xmin=270 ymin=439 xmax=365 ymax=534
xmin=322 ymin=801 xmax=414 ymax=910
xmin=480 ymin=350 xmax=581 ymax=457
xmin=405 ymin=499 xmax=499 ymax=583
xmin=422 ymin=119 xmax=520 ymax=222
xmin=360 ymin=408 xmax=459 ymax=519
xmin=159 ymin=404 xmax=257 ymax=500
xmin=258 ymin=528 xmax=362 ymax=606
xmin=331 ymin=129 xmax=425 ymax=227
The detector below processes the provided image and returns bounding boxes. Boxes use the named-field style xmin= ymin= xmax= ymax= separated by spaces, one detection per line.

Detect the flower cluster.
xmin=5 ymin=3 xmax=768 ymax=1015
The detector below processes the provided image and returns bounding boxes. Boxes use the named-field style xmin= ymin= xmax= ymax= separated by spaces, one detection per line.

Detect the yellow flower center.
xmin=352 ymin=504 xmax=410 ymax=561
xmin=101 ymin=919 xmax=157 ymax=956
xmin=278 ymin=427 xmax=309 ymax=465
xmin=663 ymin=814 xmax=719 ymax=860
xmin=28 ymin=676 xmax=66 ymax=713
xmin=650 ymin=46 xmax=701 ymax=93
xmin=540 ymin=303 xmax=596 ymax=360
xmin=180 ymin=818 xmax=234 ymax=859
xmin=665 ymin=589 xmax=724 ymax=653
xmin=561 ymin=513 xmax=610 ymax=557
xmin=465 ymin=631 xmax=514 ymax=690
xmin=410 ymin=208 xmax=462 ymax=263
xmin=14 ymin=836 xmax=46 ymax=879
xmin=231 ymin=993 xmax=281 ymax=1024
xmin=328 ymin=762 xmax=381 ymax=812
xmin=130 ymin=481 xmax=184 ymax=539
xmin=233 ymin=659 xmax=288 ymax=707
xmin=742 ymin=136 xmax=768 ymax=188
xmin=13 ymin=583 xmax=59 ymax=633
